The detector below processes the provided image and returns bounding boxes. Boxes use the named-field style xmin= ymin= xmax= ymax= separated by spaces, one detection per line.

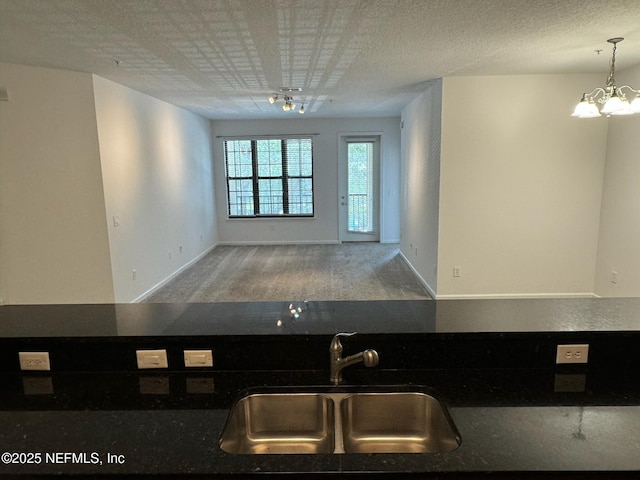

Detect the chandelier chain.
xmin=606 ymin=41 xmax=617 ymax=88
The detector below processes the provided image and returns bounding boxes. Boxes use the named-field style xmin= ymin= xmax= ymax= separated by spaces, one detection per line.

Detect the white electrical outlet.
xmin=136 ymin=349 xmax=168 ymax=369
xmin=19 ymin=352 xmax=51 ymax=371
xmin=556 ymin=344 xmax=589 ymax=364
xmin=184 ymin=349 xmax=213 ymax=367
xmin=453 ymin=266 xmax=461 ymax=277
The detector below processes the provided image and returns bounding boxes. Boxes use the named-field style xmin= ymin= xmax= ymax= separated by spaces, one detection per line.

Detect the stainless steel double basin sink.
xmin=219 ymin=386 xmax=461 ymax=455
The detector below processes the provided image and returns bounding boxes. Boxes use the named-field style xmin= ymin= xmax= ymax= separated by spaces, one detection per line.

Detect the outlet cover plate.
xmin=556 ymin=344 xmax=589 ymax=364
xmin=136 ymin=349 xmax=168 ymax=369
xmin=184 ymin=349 xmax=213 ymax=367
xmin=19 ymin=352 xmax=51 ymax=371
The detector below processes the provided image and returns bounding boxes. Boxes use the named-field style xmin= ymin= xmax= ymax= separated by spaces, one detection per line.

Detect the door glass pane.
xmin=347 ymin=142 xmax=374 ymax=233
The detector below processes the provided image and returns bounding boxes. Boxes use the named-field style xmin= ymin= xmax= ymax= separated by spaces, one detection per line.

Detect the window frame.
xmin=223 ymin=136 xmax=314 ymax=219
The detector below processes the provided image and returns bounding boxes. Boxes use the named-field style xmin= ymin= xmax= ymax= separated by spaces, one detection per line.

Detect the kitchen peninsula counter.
xmin=0 ymin=298 xmax=639 ymax=478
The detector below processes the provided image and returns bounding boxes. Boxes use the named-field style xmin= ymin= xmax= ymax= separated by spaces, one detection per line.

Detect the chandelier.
xmin=572 ymin=37 xmax=640 ymax=118
xmin=268 ymin=87 xmax=305 ymax=114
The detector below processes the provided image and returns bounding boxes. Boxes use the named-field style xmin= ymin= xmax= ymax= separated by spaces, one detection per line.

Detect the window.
xmin=224 ymin=137 xmax=314 ymax=217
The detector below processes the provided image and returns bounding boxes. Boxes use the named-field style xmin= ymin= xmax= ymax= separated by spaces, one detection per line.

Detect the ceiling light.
xmin=572 ymin=38 xmax=639 ymax=118
xmin=299 ymin=104 xmax=305 ymax=114
xmin=268 ymin=88 xmax=304 ymax=113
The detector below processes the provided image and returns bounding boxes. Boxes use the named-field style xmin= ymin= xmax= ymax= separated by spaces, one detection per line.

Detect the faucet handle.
xmin=330 ymin=332 xmax=357 ymax=352
xmin=362 ymin=349 xmax=379 ymax=367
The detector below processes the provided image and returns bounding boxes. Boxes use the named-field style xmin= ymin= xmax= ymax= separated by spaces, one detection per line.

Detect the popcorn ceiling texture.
xmin=0 ymin=0 xmax=639 ymax=119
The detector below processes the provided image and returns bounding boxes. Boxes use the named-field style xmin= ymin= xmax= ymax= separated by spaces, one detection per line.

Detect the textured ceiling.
xmin=1 ymin=0 xmax=640 ymax=119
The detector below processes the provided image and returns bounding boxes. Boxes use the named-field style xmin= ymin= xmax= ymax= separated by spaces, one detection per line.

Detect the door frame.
xmin=337 ymin=133 xmax=382 ymax=242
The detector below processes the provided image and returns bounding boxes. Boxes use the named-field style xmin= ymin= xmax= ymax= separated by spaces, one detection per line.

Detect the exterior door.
xmin=339 ymin=137 xmax=380 ymax=242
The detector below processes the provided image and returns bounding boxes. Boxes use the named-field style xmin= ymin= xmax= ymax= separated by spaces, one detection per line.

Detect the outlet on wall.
xmin=556 ymin=344 xmax=589 ymax=364
xmin=19 ymin=352 xmax=51 ymax=371
xmin=136 ymin=349 xmax=168 ymax=369
xmin=184 ymin=349 xmax=214 ymax=367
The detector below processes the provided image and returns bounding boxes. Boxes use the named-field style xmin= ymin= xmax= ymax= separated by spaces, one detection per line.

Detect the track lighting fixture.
xmin=572 ymin=37 xmax=640 ymax=118
xmin=267 ymin=87 xmax=306 ymax=113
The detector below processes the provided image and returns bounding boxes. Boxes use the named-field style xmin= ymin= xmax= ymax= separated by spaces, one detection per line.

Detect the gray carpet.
xmin=145 ymin=243 xmax=432 ymax=302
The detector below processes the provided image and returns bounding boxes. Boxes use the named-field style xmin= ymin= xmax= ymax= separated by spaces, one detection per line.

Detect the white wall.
xmin=211 ymin=117 xmax=400 ymax=244
xmin=93 ymin=76 xmax=216 ymax=303
xmin=0 ymin=63 xmax=115 ymax=304
xmin=437 ymin=74 xmax=608 ymax=298
xmin=594 ymin=64 xmax=640 ymax=297
xmin=399 ymin=80 xmax=443 ymax=296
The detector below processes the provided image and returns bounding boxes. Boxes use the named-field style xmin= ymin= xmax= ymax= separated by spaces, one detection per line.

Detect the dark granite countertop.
xmin=1 ymin=297 xmax=640 ymax=339
xmin=1 ymin=298 xmax=640 ymax=477
xmin=1 ymin=367 xmax=640 ymax=478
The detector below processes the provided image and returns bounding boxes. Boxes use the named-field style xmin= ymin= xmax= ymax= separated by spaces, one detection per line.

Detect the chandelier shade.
xmin=572 ymin=95 xmax=601 ymax=118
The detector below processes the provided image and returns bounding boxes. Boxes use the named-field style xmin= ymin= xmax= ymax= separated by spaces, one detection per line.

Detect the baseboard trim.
xmin=216 ymin=240 xmax=341 ymax=246
xmin=398 ymin=251 xmax=437 ymax=299
xmin=396 ymin=252 xmax=598 ymax=300
xmin=132 ymin=243 xmax=218 ymax=303
xmin=435 ymin=292 xmax=598 ymax=300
